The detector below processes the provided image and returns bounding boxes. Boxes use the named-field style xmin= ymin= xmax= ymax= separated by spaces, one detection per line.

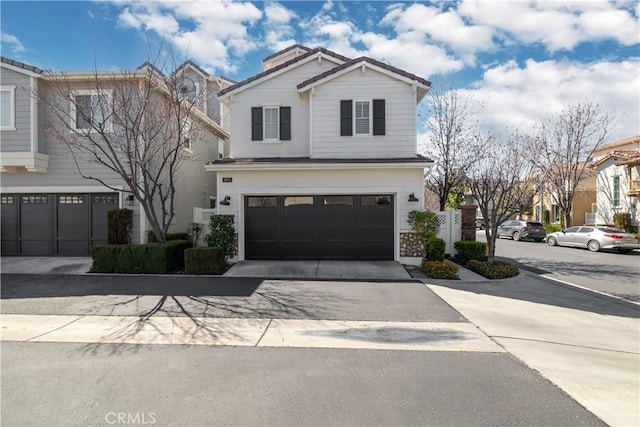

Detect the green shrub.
xmin=206 ymin=214 xmax=236 ymax=259
xmin=425 ymin=237 xmax=446 ymax=261
xmin=467 ymin=259 xmax=519 ymax=279
xmin=421 ymin=261 xmax=459 ymax=280
xmin=407 ymin=210 xmax=440 ymax=243
xmin=184 ymin=247 xmax=225 ymax=275
xmin=421 ymin=260 xmax=459 ymax=280
xmin=543 ymin=209 xmax=550 ymax=225
xmin=454 ymin=241 xmax=487 ymax=265
xmin=614 ymin=212 xmax=632 ymax=231
xmin=545 ymin=223 xmax=562 ymax=233
xmin=107 ymin=209 xmax=132 ymax=244
xmin=91 ymin=240 xmax=192 ymax=273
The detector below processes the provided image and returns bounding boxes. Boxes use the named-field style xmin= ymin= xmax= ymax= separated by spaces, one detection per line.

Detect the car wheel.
xmin=512 ymin=231 xmax=520 ymax=241
xmin=547 ymin=236 xmax=557 ymax=246
xmin=587 ymin=240 xmax=601 ymax=252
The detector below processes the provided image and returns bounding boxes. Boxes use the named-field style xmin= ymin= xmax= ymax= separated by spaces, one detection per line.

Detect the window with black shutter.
xmin=251 ymin=106 xmax=291 ymax=141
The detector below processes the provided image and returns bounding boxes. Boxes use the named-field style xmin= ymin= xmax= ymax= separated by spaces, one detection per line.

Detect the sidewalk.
xmin=424 ymin=271 xmax=640 ymax=427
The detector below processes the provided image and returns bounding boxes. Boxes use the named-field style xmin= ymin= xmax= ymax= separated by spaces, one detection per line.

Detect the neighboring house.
xmin=205 ymin=44 xmax=433 ymax=264
xmin=591 ymin=135 xmax=640 ymax=228
xmin=529 ymin=169 xmax=596 ymax=227
xmin=1 ymin=56 xmax=230 ymax=256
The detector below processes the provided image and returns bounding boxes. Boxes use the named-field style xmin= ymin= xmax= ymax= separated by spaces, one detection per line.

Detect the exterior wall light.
xmin=408 ymin=193 xmax=419 ymax=202
xmin=125 ymin=194 xmax=135 ymax=206
xmin=220 ymin=195 xmax=231 ymax=206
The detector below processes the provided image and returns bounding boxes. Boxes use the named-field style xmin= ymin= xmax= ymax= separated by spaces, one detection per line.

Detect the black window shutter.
xmin=251 ymin=107 xmax=263 ymax=141
xmin=280 ymin=106 xmax=291 ymax=141
xmin=373 ymin=99 xmax=385 ymax=135
xmin=340 ymin=100 xmax=353 ymax=136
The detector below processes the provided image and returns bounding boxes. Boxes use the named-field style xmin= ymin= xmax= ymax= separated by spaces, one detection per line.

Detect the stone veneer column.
xmin=400 ymin=232 xmax=424 ymax=258
xmin=460 ymin=205 xmax=477 ymax=241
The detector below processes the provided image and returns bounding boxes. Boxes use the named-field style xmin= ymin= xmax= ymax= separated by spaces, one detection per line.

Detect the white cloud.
xmin=460 ymin=58 xmax=640 ymax=142
xmin=458 ymin=0 xmax=640 ymax=51
xmin=263 ymin=1 xmax=297 ymax=50
xmin=1 ymin=32 xmax=26 ymax=53
xmin=115 ymin=0 xmax=262 ymax=73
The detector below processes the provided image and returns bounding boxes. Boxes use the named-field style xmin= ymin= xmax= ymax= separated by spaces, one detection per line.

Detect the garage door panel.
xmin=282 ymin=199 xmax=316 ymax=259
xmin=20 ymin=195 xmax=53 ymax=255
xmin=57 ymin=195 xmax=89 ymax=256
xmin=1 ymin=195 xmax=18 ymax=255
xmin=92 ymin=194 xmax=119 ymax=246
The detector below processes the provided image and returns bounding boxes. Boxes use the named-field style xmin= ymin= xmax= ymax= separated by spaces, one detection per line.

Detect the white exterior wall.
xmin=311 ymin=67 xmax=417 ymax=159
xmin=596 ymin=159 xmax=639 ymax=226
xmin=225 ymin=58 xmax=342 ymax=158
xmin=214 ymin=166 xmax=425 ymax=261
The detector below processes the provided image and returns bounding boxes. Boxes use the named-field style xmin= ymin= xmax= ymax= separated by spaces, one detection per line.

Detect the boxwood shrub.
xmin=91 ymin=240 xmax=192 ymax=273
xmin=466 ymin=259 xmax=519 ymax=279
xmin=147 ymin=231 xmax=190 ymax=243
xmin=454 ymin=241 xmax=487 ymax=265
xmin=184 ymin=247 xmax=225 ymax=275
xmin=425 ymin=237 xmax=446 ymax=262
xmin=421 ymin=260 xmax=459 ymax=280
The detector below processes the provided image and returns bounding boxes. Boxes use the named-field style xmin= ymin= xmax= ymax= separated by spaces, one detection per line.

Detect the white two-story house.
xmin=591 ymin=135 xmax=640 ymax=228
xmin=206 ymin=45 xmax=433 ymax=264
xmin=1 ymin=56 xmax=230 ymax=256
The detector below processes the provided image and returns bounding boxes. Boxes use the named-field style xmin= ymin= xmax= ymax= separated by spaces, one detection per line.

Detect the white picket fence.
xmin=192 ymin=207 xmax=217 ymax=247
xmin=436 ymin=210 xmax=462 ymax=256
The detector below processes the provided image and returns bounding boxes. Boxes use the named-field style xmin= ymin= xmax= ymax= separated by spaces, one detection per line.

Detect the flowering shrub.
xmin=466 ymin=260 xmax=519 ymax=279
xmin=421 ymin=260 xmax=459 ymax=280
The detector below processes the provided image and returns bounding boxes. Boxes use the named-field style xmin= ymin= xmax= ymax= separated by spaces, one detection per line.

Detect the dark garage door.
xmin=0 ymin=193 xmax=118 ymax=256
xmin=245 ymin=195 xmax=394 ymax=260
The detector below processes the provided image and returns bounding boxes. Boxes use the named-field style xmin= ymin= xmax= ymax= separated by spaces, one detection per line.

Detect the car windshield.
xmin=596 ymin=227 xmax=625 ymax=233
xmin=527 ymin=222 xmax=543 ymax=227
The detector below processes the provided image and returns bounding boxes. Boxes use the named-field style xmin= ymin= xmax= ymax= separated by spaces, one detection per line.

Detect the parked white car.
xmin=546 ymin=226 xmax=640 ymax=253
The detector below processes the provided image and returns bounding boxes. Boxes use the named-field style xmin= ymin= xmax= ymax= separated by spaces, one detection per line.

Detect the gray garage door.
xmin=0 ymin=193 xmax=118 ymax=256
xmin=245 ymin=195 xmax=394 ymax=260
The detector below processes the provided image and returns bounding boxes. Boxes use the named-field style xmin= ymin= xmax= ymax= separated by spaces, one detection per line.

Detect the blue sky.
xmin=2 ymin=1 xmax=639 ymax=141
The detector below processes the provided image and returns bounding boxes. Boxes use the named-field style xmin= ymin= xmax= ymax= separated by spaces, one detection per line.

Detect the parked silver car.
xmin=546 ymin=226 xmax=640 ymax=253
xmin=496 ymin=220 xmax=546 ymax=242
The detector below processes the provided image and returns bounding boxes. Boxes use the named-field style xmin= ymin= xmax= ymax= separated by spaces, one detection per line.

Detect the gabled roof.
xmin=593 ymin=135 xmax=640 ymax=154
xmin=136 ymin=61 xmax=165 ymax=76
xmin=262 ymin=44 xmax=311 ymax=64
xmin=1 ymin=56 xmax=42 ymax=76
xmin=591 ymin=150 xmax=640 ymax=167
xmin=217 ymin=47 xmax=351 ymax=98
xmin=173 ymin=60 xmax=210 ymax=78
xmin=297 ymin=56 xmax=431 ymax=91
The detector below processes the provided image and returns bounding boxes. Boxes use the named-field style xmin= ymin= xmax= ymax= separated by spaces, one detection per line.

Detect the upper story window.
xmin=613 ymin=175 xmax=620 ymax=207
xmin=0 ymin=86 xmax=16 ymax=130
xmin=71 ymin=90 xmax=112 ymax=132
xmin=251 ymin=106 xmax=291 ymax=142
xmin=340 ymin=99 xmax=385 ymax=137
xmin=182 ymin=119 xmax=192 ymax=151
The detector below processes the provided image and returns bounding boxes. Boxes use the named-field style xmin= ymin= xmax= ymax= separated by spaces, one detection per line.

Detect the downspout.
xmin=309 ymin=87 xmax=314 ymax=157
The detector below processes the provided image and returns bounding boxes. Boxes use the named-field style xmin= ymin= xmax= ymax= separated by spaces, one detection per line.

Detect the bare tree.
xmin=468 ymin=131 xmax=538 ymax=263
xmin=530 ymin=102 xmax=611 ymax=227
xmin=34 ymin=52 xmax=212 ymax=242
xmin=421 ymin=84 xmax=485 ymax=211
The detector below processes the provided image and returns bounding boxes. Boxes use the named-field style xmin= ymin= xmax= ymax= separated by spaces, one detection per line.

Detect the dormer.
xmin=262 ymin=44 xmax=311 ymax=70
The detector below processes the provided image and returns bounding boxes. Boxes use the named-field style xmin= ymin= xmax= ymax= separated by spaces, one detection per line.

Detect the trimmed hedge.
xmin=147 ymin=231 xmax=190 ymax=243
xmin=425 ymin=237 xmax=446 ymax=262
xmin=545 ymin=223 xmax=562 ymax=233
xmin=108 ymin=209 xmax=132 ymax=244
xmin=184 ymin=247 xmax=225 ymax=275
xmin=421 ymin=260 xmax=459 ymax=280
xmin=467 ymin=259 xmax=519 ymax=279
xmin=454 ymin=241 xmax=487 ymax=265
xmin=91 ymin=240 xmax=192 ymax=273
xmin=614 ymin=212 xmax=632 ymax=232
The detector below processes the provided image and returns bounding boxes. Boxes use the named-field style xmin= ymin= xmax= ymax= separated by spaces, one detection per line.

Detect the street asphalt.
xmin=1 ymin=257 xmax=638 ymax=426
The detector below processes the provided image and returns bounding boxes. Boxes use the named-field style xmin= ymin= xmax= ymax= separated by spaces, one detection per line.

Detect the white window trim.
xmin=353 ymin=100 xmax=371 ymax=136
xmin=70 ymin=89 xmax=113 ymax=133
xmin=262 ymin=105 xmax=281 ymax=143
xmin=0 ymin=86 xmax=16 ymax=131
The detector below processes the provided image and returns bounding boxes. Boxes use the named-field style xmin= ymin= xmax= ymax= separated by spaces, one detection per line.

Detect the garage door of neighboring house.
xmin=245 ymin=195 xmax=394 ymax=260
xmin=0 ymin=193 xmax=118 ymax=256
